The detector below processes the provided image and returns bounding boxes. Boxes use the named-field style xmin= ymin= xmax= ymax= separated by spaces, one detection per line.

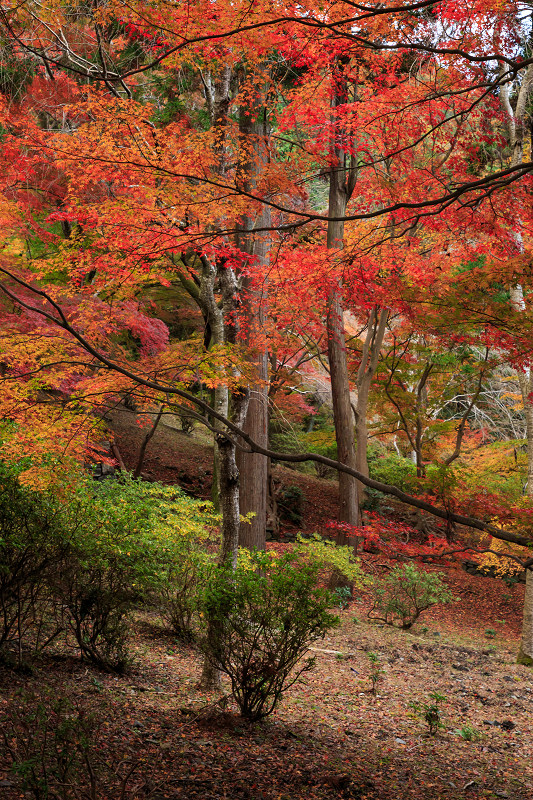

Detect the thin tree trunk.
xmin=326 ymin=57 xmax=359 ymax=538
xmin=193 ymin=172 xmax=245 ymax=689
xmin=355 ymin=306 xmax=388 ymax=502
xmin=236 ymin=380 xmax=268 ymax=550
xmin=133 ymin=404 xmax=164 ymax=478
xmin=513 ymin=338 xmax=533 ymax=667
xmin=219 ymin=390 xmax=249 ymax=568
xmin=111 ymin=442 xmax=127 ymax=472
xmin=216 ymin=435 xmax=240 ymax=566
xmin=327 ymin=284 xmax=359 ymax=533
xmin=198 ymin=389 xmax=248 ymax=691
xmin=516 ymin=369 xmax=533 ymax=494
xmin=197 ymin=64 xmax=234 ymax=514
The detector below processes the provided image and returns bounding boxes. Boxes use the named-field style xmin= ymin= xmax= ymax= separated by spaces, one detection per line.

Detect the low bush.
xmin=368 ymin=452 xmax=417 ymax=492
xmin=159 ymin=535 xmax=217 ymax=641
xmin=269 ymin=416 xmax=337 ymax=479
xmin=58 ymin=478 xmax=217 ymax=670
xmin=0 ymin=462 xmax=69 ymax=664
xmin=0 ymin=463 xmax=217 ymax=671
xmin=456 ymin=724 xmax=480 ymax=741
xmin=369 ymin=563 xmax=453 ymax=629
xmin=201 ymin=550 xmax=338 ymax=721
xmin=359 ymin=487 xmax=388 ymax=511
xmin=2 ymin=690 xmax=99 ymax=799
xmin=160 ymin=551 xmax=210 ymax=641
xmin=367 ymin=651 xmax=384 ymax=694
xmin=302 ymin=429 xmax=338 ymax=479
xmin=409 ymin=691 xmax=447 ymax=736
xmin=294 ymin=533 xmax=366 ymax=590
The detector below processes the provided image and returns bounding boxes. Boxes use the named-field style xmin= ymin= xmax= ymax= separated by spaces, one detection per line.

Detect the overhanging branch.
xmin=1 ymin=268 xmax=532 ymax=556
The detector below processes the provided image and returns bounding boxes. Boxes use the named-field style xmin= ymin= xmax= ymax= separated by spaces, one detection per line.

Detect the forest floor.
xmin=1 ymin=410 xmax=532 ymax=800
xmin=1 ymin=584 xmax=530 ymax=800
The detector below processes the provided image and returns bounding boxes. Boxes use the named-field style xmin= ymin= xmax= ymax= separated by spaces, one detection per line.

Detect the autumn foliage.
xmin=0 ymin=1 xmax=532 ymax=581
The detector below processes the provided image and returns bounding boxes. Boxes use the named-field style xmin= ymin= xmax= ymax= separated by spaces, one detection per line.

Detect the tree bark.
xmin=327 ymin=284 xmax=359 ymax=532
xmin=516 ymin=369 xmax=533 ymax=494
xmin=192 ymin=193 xmax=247 ymax=688
xmin=235 ymin=377 xmax=268 ymax=550
xmin=235 ymin=78 xmax=270 ymax=551
xmin=517 ymin=568 xmax=533 ymax=666
xmin=354 ymin=306 xmax=388 ymax=502
xmin=217 ymin=426 xmax=245 ymax=570
xmin=500 ymin=63 xmax=533 ymax=665
xmin=326 ymin=57 xmax=359 ymax=538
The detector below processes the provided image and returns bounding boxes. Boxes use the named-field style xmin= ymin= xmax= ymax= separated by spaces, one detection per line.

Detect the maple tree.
xmin=0 ymin=0 xmax=533 ymax=667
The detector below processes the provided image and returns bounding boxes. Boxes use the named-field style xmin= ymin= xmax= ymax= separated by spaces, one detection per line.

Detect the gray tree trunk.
xmin=499 ymin=63 xmax=533 ymax=665
xmin=517 ymin=568 xmax=533 ymax=666
xmin=355 ymin=306 xmax=388 ymax=502
xmin=326 ymin=59 xmax=359 ymax=539
xmin=235 ymin=81 xmax=270 ymax=551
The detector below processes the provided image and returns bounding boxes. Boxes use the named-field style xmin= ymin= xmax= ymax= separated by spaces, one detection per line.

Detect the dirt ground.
xmin=0 ymin=579 xmax=530 ymax=800
xmin=1 ymin=408 xmax=531 ymax=799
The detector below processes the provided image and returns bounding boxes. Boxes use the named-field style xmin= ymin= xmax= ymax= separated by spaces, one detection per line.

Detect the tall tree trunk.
xmin=235 ymin=79 xmax=270 ymax=551
xmin=517 ymin=568 xmax=533 ymax=666
xmin=513 ymin=358 xmax=533 ymax=667
xmin=201 ymin=65 xmax=234 ymax=513
xmin=516 ymin=367 xmax=533 ymax=496
xmin=326 ymin=57 xmax=359 ymax=539
xmin=500 ymin=62 xmax=533 ymax=665
xmin=218 ymin=390 xmax=249 ymax=568
xmin=327 ymin=281 xmax=358 ymax=533
xmin=196 ymin=248 xmax=245 ymax=690
xmin=235 ymin=368 xmax=268 ymax=550
xmin=354 ymin=306 xmax=388 ymax=503
xmin=199 ymin=381 xmax=249 ymax=691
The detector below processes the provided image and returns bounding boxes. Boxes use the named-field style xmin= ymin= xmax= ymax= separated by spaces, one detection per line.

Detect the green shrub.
xmin=144 ymin=483 xmax=218 ymax=641
xmin=269 ymin=415 xmax=337 ymax=479
xmin=294 ymin=533 xmax=366 ymax=589
xmin=2 ymin=690 xmax=98 ymax=799
xmin=201 ymin=550 xmax=338 ymax=720
xmin=51 ymin=479 xmax=167 ymax=672
xmin=57 ymin=477 xmax=217 ymax=670
xmin=56 ymin=559 xmax=134 ymax=673
xmin=368 ymin=453 xmax=417 ymax=491
xmin=302 ymin=429 xmax=337 ymax=478
xmin=333 ymin=586 xmax=352 ymax=609
xmin=369 ymin=563 xmax=453 ymax=629
xmin=360 ymin=487 xmax=388 ymax=511
xmin=367 ymin=651 xmax=384 ymax=694
xmin=409 ymin=691 xmax=446 ymax=735
xmin=1 ymin=688 xmax=143 ymax=798
xmin=159 ymin=542 xmax=216 ymax=641
xmin=0 ymin=463 xmax=68 ymax=663
xmin=456 ymin=724 xmax=480 ymax=741
xmin=268 ymin=429 xmax=306 ymax=455
xmin=0 ymin=464 xmax=217 ymax=671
